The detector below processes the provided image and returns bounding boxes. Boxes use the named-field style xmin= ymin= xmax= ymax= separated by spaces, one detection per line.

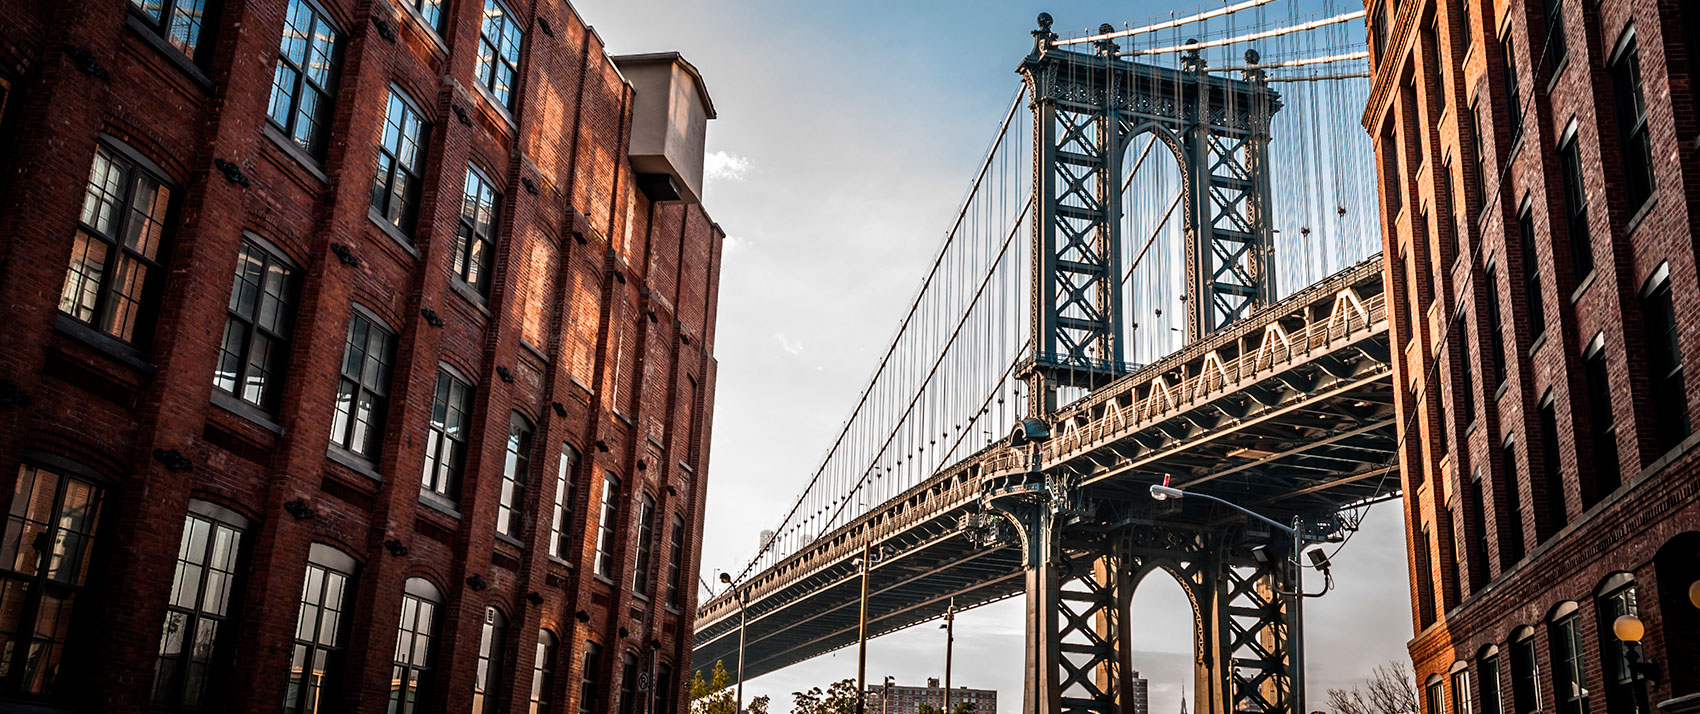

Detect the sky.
xmin=572 ymin=1 xmax=1413 ymax=711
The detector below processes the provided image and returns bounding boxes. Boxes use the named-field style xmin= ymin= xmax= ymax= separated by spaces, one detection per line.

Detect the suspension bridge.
xmin=695 ymin=3 xmax=1395 ymax=712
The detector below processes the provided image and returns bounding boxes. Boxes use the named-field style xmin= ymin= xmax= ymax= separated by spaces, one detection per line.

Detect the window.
xmin=1485 ymin=265 xmax=1506 ymax=388
xmin=1642 ymin=269 xmax=1690 ymax=452
xmin=1456 ymin=322 xmax=1475 ymax=428
xmin=406 ymin=0 xmax=443 ymax=32
xmin=633 ymin=495 xmax=657 ymax=596
xmin=284 ymin=545 xmax=356 ymax=713
xmin=59 ymin=141 xmax=173 ymax=346
xmin=421 ymin=367 xmax=473 ymax=503
xmin=529 ymin=630 xmax=556 ymax=714
xmin=330 ymin=310 xmax=395 ymax=460
xmin=129 ymin=0 xmax=214 ymax=62
xmin=595 ymin=473 xmax=621 ymax=579
xmin=455 ymin=167 xmax=501 ymax=295
xmin=390 ymin=578 xmax=441 ymax=714
xmin=267 ymin=0 xmax=340 ymax=157
xmin=475 ymin=0 xmax=524 ymax=109
xmin=0 ymin=463 xmax=106 ymax=696
xmin=1550 ymin=613 xmax=1590 ymax=714
xmin=1470 ymin=100 xmax=1490 ymax=215
xmin=1502 ymin=39 xmax=1523 ymax=144
xmin=1480 ymin=655 xmax=1504 ymax=714
xmin=578 ymin=642 xmax=602 ymax=714
xmin=655 ymin=662 xmax=674 ymax=714
xmin=1428 ymin=679 xmax=1447 ymax=714
xmin=1599 ymin=585 xmax=1650 ymax=714
xmin=1556 ymin=132 xmax=1592 ymax=283
xmin=1500 ymin=439 xmax=1526 ymax=562
xmin=371 ymin=89 xmax=428 ymax=235
xmin=1459 ymin=3 xmax=1473 ymax=53
xmin=1582 ymin=336 xmax=1620 ymax=501
xmin=1467 ymin=468 xmax=1490 ymax=586
xmin=498 ymin=414 xmax=533 ymax=538
xmin=1518 ymin=208 xmax=1544 ymax=340
xmin=1609 ymin=33 xmax=1654 ymax=214
xmin=1511 ymin=635 xmax=1541 ymax=714
xmin=1454 ymin=670 xmax=1474 ymax=714
xmin=1417 ymin=525 xmax=1437 ymax=626
xmin=1542 ymin=0 xmax=1567 ymax=74
xmin=473 ymin=607 xmax=507 ymax=713
xmin=666 ymin=514 xmax=686 ymax=609
xmin=619 ymin=652 xmax=639 ymax=714
xmin=153 ymin=504 xmax=247 ymax=710
xmin=549 ymin=444 xmax=579 ymax=559
xmin=214 ymin=237 xmax=297 ymax=412
xmin=1538 ymin=398 xmax=1566 ymax=536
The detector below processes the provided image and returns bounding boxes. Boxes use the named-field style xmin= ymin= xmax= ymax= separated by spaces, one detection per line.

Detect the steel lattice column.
xmin=1191 ymin=538 xmax=1298 ymax=714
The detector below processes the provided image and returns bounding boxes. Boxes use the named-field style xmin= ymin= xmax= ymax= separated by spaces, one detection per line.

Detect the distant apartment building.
xmin=867 ymin=678 xmax=998 ymax=714
xmin=1364 ymin=0 xmax=1699 ymax=713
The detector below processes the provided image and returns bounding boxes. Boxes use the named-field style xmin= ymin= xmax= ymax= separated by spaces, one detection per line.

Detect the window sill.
xmin=632 ymin=592 xmax=651 ymax=604
xmin=496 ymin=532 xmax=525 ymax=548
xmin=450 ymin=279 xmax=491 ymax=317
xmin=1544 ymin=55 xmax=1570 ymax=92
xmin=326 ymin=445 xmax=383 ymax=481
xmin=52 ymin=313 xmax=155 ymax=374
xmin=1624 ymin=193 xmax=1659 ymax=237
xmin=472 ymin=82 xmax=517 ymax=132
xmin=124 ymin=12 xmax=214 ymax=93
xmin=262 ymin=124 xmax=329 ymax=184
xmin=419 ymin=490 xmax=462 ymax=519
xmin=614 ymin=411 xmax=634 ymax=426
xmin=391 ymin=0 xmax=450 ymax=58
xmin=547 ymin=555 xmax=576 ymax=569
xmin=1569 ymin=271 xmax=1595 ymax=304
xmin=211 ymin=390 xmax=284 ymax=434
xmin=1493 ymin=379 xmax=1511 ymax=402
xmin=520 ymin=339 xmax=550 ymax=363
xmin=594 ymin=574 xmax=616 ymax=587
xmin=366 ymin=206 xmax=421 ymax=259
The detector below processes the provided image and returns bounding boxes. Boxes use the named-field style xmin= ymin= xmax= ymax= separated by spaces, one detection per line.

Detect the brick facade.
xmin=1364 ymin=0 xmax=1700 ymax=711
xmin=0 ymin=0 xmax=723 ymax=711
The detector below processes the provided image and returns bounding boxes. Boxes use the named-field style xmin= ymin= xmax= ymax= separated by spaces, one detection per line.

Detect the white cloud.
xmin=705 ymin=150 xmax=752 ymax=181
xmin=771 ymin=332 xmax=805 ymax=355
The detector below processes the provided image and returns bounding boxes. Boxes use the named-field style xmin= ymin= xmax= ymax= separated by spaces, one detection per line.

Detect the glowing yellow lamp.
xmin=1612 ymin=614 xmax=1645 ymax=643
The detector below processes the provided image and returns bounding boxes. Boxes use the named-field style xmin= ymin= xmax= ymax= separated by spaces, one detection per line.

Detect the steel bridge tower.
xmin=1009 ymin=13 xmax=1299 ymax=714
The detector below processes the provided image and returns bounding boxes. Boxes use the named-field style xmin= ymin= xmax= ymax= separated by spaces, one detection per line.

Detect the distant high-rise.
xmin=866 ymin=678 xmax=998 ymax=714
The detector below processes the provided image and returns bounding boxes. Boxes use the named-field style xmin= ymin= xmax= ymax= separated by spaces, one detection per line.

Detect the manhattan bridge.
xmin=696 ymin=2 xmax=1396 ymax=712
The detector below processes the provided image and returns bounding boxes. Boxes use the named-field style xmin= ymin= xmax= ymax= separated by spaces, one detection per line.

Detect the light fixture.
xmin=1151 ymin=484 xmax=1185 ymax=501
xmin=719 ymin=572 xmax=732 ymax=585
xmin=1690 ymin=580 xmax=1700 ymax=609
xmin=1612 ymin=614 xmax=1644 ymax=643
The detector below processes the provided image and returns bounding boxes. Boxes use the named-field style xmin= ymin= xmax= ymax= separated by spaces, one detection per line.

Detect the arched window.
xmin=285 ymin=544 xmax=358 ymax=713
xmin=633 ymin=494 xmax=657 ymax=596
xmin=421 ymin=365 xmax=474 ymax=505
xmin=528 ymin=630 xmax=556 ymax=714
xmin=473 ymin=606 xmax=508 ymax=713
xmin=389 ymin=578 xmax=442 ymax=713
xmin=549 ymin=444 xmax=579 ymax=558
xmin=0 ymin=461 xmax=108 ymax=696
xmin=618 ymin=652 xmax=639 ymax=714
xmin=1596 ymin=575 xmax=1649 ymax=714
xmin=1509 ymin=627 xmax=1541 ymax=714
xmin=577 ymin=642 xmax=603 ymax=714
xmin=498 ymin=413 xmax=533 ymax=538
xmin=153 ymin=500 xmax=250 ymax=710
xmin=1548 ymin=602 xmax=1589 ymax=714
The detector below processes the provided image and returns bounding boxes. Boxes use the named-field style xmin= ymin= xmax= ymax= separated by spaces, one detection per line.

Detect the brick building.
xmin=865 ymin=678 xmax=997 ymax=714
xmin=0 ymin=0 xmax=723 ymax=710
xmin=1363 ymin=0 xmax=1699 ymax=712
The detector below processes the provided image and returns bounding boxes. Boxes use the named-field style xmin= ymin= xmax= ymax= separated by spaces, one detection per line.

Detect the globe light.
xmin=1612 ymin=614 xmax=1645 ymax=643
xmin=1691 ymin=580 xmax=1700 ymax=609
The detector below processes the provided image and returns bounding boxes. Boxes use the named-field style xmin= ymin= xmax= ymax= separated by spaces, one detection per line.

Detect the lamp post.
xmin=719 ymin=572 xmax=747 ymax=714
xmin=1150 ymin=483 xmax=1311 ymax=714
xmin=855 ymin=542 xmax=873 ymax=714
xmin=942 ymin=597 xmax=956 ymax=714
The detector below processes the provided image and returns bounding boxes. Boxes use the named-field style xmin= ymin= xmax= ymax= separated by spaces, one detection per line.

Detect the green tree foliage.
xmin=918 ymin=703 xmax=977 ymax=714
xmin=790 ymin=679 xmax=860 ymax=714
xmin=690 ymin=661 xmax=737 ymax=714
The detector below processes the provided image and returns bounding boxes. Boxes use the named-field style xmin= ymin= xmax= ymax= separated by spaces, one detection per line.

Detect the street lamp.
xmin=1149 ymin=481 xmax=1313 ymax=714
xmin=719 ymin=572 xmax=747 ymax=713
xmin=1612 ymin=614 xmax=1659 ymax=683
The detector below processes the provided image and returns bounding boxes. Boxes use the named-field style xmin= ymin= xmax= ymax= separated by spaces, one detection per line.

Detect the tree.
xmin=690 ymin=661 xmax=737 ymax=714
xmin=750 ymin=695 xmax=771 ymax=714
xmin=1327 ymin=660 xmax=1419 ymax=714
xmin=919 ymin=704 xmax=977 ymax=714
xmin=791 ymin=679 xmax=859 ymax=714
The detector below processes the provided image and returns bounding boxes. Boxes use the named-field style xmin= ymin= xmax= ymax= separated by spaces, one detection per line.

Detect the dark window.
xmin=1456 ymin=320 xmax=1476 ymax=428
xmin=475 ymin=0 xmax=524 ymax=109
xmin=1502 ymin=39 xmax=1523 ymax=144
xmin=1609 ymin=34 xmax=1655 ymax=214
xmin=215 ymin=238 xmax=297 ymax=412
xmin=389 ymin=578 xmax=441 ymax=714
xmin=1471 ymin=100 xmax=1490 ymax=215
xmin=655 ymin=662 xmax=674 ymax=714
xmin=619 ymin=652 xmax=639 ymax=714
xmin=267 ymin=0 xmax=340 ymax=157
xmin=498 ymin=414 xmax=533 ymax=538
xmin=1467 ymin=468 xmax=1490 ymax=586
xmin=1454 ymin=670 xmax=1474 ymax=714
xmin=549 ymin=444 xmax=579 ymax=559
xmin=1485 ymin=265 xmax=1506 ymax=388
xmin=1598 ymin=586 xmax=1651 ymax=714
xmin=1459 ymin=4 xmax=1473 ymax=53
xmin=406 ymin=0 xmax=443 ymax=32
xmin=529 ymin=630 xmax=556 ymax=714
xmin=1480 ymin=655 xmax=1504 ymax=714
xmin=1542 ymin=0 xmax=1567 ymax=73
xmin=1511 ymin=636 xmax=1541 ymax=714
xmin=1643 ymin=270 xmax=1690 ymax=452
xmin=1551 ymin=614 xmax=1590 ymax=714
xmin=1382 ymin=125 xmax=1403 ymax=216
xmin=0 ymin=463 xmax=106 ymax=696
xmin=1501 ymin=438 xmax=1526 ymax=562
xmin=578 ymin=642 xmax=602 ymax=714
xmin=596 ymin=473 xmax=621 ymax=579
xmin=473 ymin=607 xmax=507 ymax=713
xmin=129 ymin=0 xmax=214 ymax=62
xmin=330 ymin=310 xmax=395 ymax=460
xmin=1429 ymin=680 xmax=1447 ymax=714
xmin=421 ymin=368 xmax=473 ymax=503
xmin=1582 ymin=339 xmax=1620 ymax=501
xmin=371 ymin=89 xmax=428 ymax=235
xmin=455 ymin=167 xmax=501 ymax=295
xmin=666 ymin=514 xmax=686 ymax=609
xmin=284 ymin=546 xmax=355 ymax=713
xmin=1538 ymin=398 xmax=1567 ymax=537
xmin=1440 ymin=154 xmax=1458 ymax=262
xmin=1556 ymin=134 xmax=1592 ymax=283
xmin=59 ymin=142 xmax=173 ymax=346
xmin=1518 ymin=209 xmax=1544 ymax=340
xmin=153 ymin=506 xmax=246 ymax=710
xmin=1416 ymin=525 xmax=1437 ymax=627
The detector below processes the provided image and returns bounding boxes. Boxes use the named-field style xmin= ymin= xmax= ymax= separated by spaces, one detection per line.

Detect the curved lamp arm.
xmin=1151 ymin=484 xmax=1296 ymax=536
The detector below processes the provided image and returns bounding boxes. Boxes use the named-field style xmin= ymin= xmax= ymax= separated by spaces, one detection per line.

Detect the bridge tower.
xmin=1011 ymin=14 xmax=1294 ymax=714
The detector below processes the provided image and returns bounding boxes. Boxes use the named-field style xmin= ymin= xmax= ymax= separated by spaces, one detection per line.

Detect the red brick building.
xmin=1364 ymin=0 xmax=1699 ymax=712
xmin=0 ymin=0 xmax=723 ymax=710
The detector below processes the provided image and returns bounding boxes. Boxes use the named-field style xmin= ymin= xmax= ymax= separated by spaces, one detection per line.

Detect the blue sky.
xmin=573 ymin=1 xmax=1410 ymax=711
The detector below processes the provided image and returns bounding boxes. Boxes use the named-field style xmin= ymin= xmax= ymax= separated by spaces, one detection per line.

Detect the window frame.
xmin=0 ymin=461 xmax=110 ymax=697
xmin=1555 ymin=123 xmax=1593 ymax=286
xmin=474 ymin=0 xmax=525 ymax=110
xmin=1581 ymin=333 xmax=1620 ymax=498
xmin=370 ymin=87 xmax=430 ymax=236
xmin=1516 ymin=203 xmax=1545 ymax=342
xmin=666 ymin=513 xmax=686 ymax=610
xmin=578 ymin=641 xmax=603 ymax=714
xmin=454 ymin=165 xmax=502 ymax=296
xmin=421 ymin=365 xmax=474 ymax=506
xmin=127 ymin=0 xmax=217 ymax=64
xmin=152 ymin=501 xmax=250 ymax=710
xmin=473 ymin=606 xmax=508 ymax=713
xmin=1510 ymin=632 xmax=1542 ymax=714
xmin=1608 ymin=28 xmax=1655 ymax=216
xmin=214 ymin=234 xmax=299 ymax=414
xmin=390 ymin=577 xmax=442 ymax=714
xmin=497 ymin=413 xmax=534 ymax=539
xmin=1549 ymin=610 xmax=1591 ymax=714
xmin=632 ymin=493 xmax=657 ymax=597
xmin=267 ymin=0 xmax=341 ymax=159
xmin=283 ymin=544 xmax=358 ymax=714
xmin=595 ymin=472 xmax=622 ymax=580
xmin=329 ymin=307 xmax=397 ymax=462
xmin=529 ymin=629 xmax=557 ymax=714
xmin=59 ymin=138 xmax=176 ymax=349
xmin=549 ymin=444 xmax=580 ymax=560
xmin=1640 ymin=265 xmax=1690 ymax=451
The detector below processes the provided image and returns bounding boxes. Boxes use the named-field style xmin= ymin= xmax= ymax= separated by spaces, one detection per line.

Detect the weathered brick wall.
xmin=0 ymin=0 xmax=723 ymax=710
